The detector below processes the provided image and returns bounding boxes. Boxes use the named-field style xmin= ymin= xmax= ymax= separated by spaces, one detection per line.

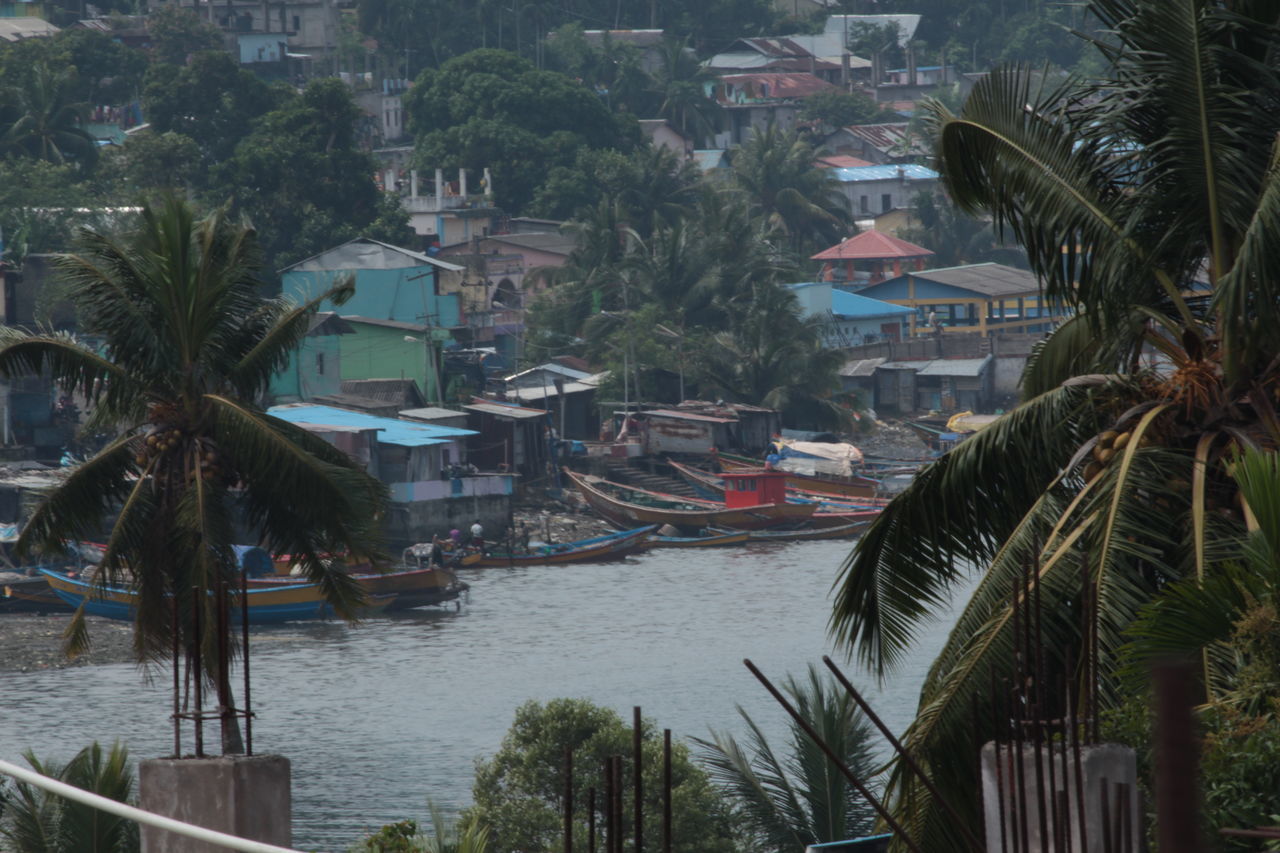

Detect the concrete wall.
xmin=270 ymin=334 xmax=343 ymax=402
xmin=283 ymin=267 xmax=461 ymax=328
xmin=340 ymin=321 xmax=441 ymax=402
xmin=980 ymin=742 xmax=1140 ymax=853
xmin=386 ymin=491 xmax=512 ymax=550
xmin=139 ymin=755 xmax=291 ymax=853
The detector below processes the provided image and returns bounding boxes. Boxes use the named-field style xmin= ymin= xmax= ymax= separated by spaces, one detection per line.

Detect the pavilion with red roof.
xmin=812 ymin=229 xmax=934 ymax=286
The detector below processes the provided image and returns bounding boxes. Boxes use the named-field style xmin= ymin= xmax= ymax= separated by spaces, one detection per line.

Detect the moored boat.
xmin=707 ymin=521 xmax=870 ymax=541
xmin=40 ymin=569 xmax=398 ymax=623
xmin=0 ymin=572 xmax=69 ymax=613
xmin=454 ymin=525 xmax=656 ymax=567
xmin=669 ymin=460 xmax=890 ymax=510
xmin=715 ymin=450 xmax=881 ymax=498
xmin=565 ymin=469 xmax=816 ymax=533
xmin=648 ymin=530 xmax=751 ymax=548
xmin=247 ymin=565 xmax=468 ymax=611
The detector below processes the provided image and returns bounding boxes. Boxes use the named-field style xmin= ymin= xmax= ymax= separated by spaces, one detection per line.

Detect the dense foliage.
xmin=462 ymin=698 xmax=739 ymax=852
xmin=831 ymin=0 xmax=1280 ymax=847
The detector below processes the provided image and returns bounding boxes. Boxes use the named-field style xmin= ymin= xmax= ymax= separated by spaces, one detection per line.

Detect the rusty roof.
xmin=643 ymin=409 xmax=737 ymax=424
xmin=716 ymin=72 xmax=836 ymax=102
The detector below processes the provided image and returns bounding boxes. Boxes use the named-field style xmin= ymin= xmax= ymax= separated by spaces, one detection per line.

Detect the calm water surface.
xmin=0 ymin=540 xmax=970 ymax=851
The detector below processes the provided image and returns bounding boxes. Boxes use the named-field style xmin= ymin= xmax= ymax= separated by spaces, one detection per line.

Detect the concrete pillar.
xmin=434 ymin=168 xmax=443 ymax=199
xmin=483 ymin=167 xmax=493 ymax=199
xmin=139 ymin=755 xmax=291 ymax=853
xmin=410 ymin=169 xmax=419 ymax=198
xmin=980 ymin=742 xmax=1139 ymax=853
xmin=459 ymin=168 xmax=468 ymax=199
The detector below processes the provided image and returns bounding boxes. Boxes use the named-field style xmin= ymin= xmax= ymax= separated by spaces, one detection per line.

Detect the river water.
xmin=0 ymin=540 xmax=970 ymax=851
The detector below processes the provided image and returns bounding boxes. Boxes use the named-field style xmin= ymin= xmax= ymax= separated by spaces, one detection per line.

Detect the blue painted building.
xmin=786 ymin=282 xmax=914 ymax=347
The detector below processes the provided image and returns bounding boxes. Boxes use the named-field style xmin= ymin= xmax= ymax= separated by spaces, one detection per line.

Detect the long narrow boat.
xmin=715 ymin=450 xmax=881 ymax=498
xmin=460 ymin=525 xmax=656 ymax=567
xmin=707 ymin=520 xmax=871 ymax=541
xmin=669 ymin=460 xmax=890 ymax=509
xmin=0 ymin=572 xmax=70 ymax=613
xmin=247 ymin=565 xmax=468 ymax=611
xmin=649 ymin=530 xmax=751 ymax=548
xmin=566 ymin=470 xmax=816 ymax=532
xmin=40 ymin=569 xmax=397 ymax=623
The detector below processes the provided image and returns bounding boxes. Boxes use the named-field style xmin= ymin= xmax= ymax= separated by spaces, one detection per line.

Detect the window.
xmin=315 ymin=352 xmax=325 ymax=375
xmin=859 ymin=195 xmax=869 ymax=213
xmin=881 ymin=193 xmax=892 ymax=213
xmin=292 ymin=14 xmax=300 ymax=30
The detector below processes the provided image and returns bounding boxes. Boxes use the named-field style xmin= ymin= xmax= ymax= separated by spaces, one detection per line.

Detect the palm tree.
xmin=728 ymin=125 xmax=850 ymax=257
xmin=694 ymin=665 xmax=878 ymax=851
xmin=0 ymin=197 xmax=387 ymax=754
xmin=0 ymin=63 xmax=97 ymax=168
xmin=647 ymin=37 xmax=720 ymax=147
xmin=829 ymin=1 xmax=1280 ymax=847
xmin=0 ymin=742 xmax=138 ymax=853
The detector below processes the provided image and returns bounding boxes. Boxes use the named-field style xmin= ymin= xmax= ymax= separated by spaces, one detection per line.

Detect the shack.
xmin=638 ymin=409 xmax=739 ymax=456
xmin=462 ymin=400 xmax=551 ymax=484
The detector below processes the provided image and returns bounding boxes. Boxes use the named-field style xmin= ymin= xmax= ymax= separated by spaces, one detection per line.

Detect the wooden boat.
xmin=566 ymin=469 xmax=816 ymax=533
xmin=247 ymin=565 xmax=468 ymax=611
xmin=0 ymin=572 xmax=70 ymax=613
xmin=669 ymin=460 xmax=890 ymax=510
xmin=715 ymin=450 xmax=881 ymax=499
xmin=707 ymin=521 xmax=871 ymax=541
xmin=456 ymin=525 xmax=656 ymax=567
xmin=40 ymin=569 xmax=397 ymax=624
xmin=648 ymin=530 xmax=751 ymax=548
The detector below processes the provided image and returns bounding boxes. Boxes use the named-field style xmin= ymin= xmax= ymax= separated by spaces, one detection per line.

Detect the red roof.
xmin=811 ymin=229 xmax=934 ymax=261
xmin=715 ymin=73 xmax=836 ymax=103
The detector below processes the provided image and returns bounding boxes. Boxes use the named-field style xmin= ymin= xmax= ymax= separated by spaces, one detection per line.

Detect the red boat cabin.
xmin=720 ymin=469 xmax=789 ymax=508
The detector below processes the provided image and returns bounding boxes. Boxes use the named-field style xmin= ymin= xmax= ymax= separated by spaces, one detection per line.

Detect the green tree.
xmin=405 ymin=49 xmax=638 ymax=213
xmin=728 ymin=124 xmax=850 ymax=257
xmin=143 ymin=51 xmax=283 ymax=167
xmin=830 ymin=1 xmax=1280 ymax=848
xmin=0 ymin=197 xmax=388 ymax=753
xmin=213 ymin=78 xmax=411 ymax=269
xmin=462 ymin=698 xmax=739 ymax=853
xmin=799 ymin=90 xmax=897 ymax=135
xmin=0 ymin=742 xmax=138 ymax=853
xmin=99 ymin=130 xmax=202 ymax=193
xmin=0 ymin=63 xmax=97 ymax=168
xmin=57 ymin=28 xmax=149 ymax=105
xmin=146 ymin=5 xmax=224 ymax=66
xmin=0 ymin=160 xmax=115 ymax=261
xmin=897 ymin=190 xmax=1027 ymax=269
xmin=352 ymin=804 xmax=491 ymax=853
xmin=694 ymin=665 xmax=879 ymax=851
xmin=647 ymin=36 xmax=719 ymax=147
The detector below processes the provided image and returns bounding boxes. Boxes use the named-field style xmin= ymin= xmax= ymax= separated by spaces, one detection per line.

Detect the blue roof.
xmin=268 ymin=404 xmax=477 ymax=447
xmin=831 ymin=164 xmax=939 ymax=183
xmin=831 ymin=290 xmax=914 ymax=318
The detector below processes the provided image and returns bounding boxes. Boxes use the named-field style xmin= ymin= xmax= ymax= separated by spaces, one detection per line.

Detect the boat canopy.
xmin=774 ymin=439 xmax=863 ymax=477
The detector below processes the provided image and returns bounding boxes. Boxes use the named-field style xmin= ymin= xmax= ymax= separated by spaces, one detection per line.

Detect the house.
xmin=812 ymin=229 xmax=933 ymax=286
xmin=705 ymin=37 xmax=849 ymax=85
xmin=268 ymin=312 xmax=353 ymax=403
xmin=875 ymin=355 xmax=995 ymax=413
xmin=398 ymin=167 xmax=504 ymax=245
xmin=629 ymin=402 xmax=781 ymax=455
xmin=638 ymin=119 xmax=694 ymax=158
xmin=436 ymin=231 xmax=579 ymax=368
xmin=822 ymin=122 xmax=931 ymax=165
xmin=502 ymin=363 xmax=604 ymax=440
xmin=278 ymin=238 xmax=465 ymax=401
xmin=461 ymin=399 xmax=550 ymax=483
xmin=313 ymin=378 xmax=426 ymax=417
xmin=786 ymin=282 xmax=914 ymax=347
xmin=0 ymin=17 xmax=57 ymax=41
xmin=268 ymin=403 xmax=512 ymax=548
xmin=707 ymin=72 xmax=838 ymax=146
xmin=854 ymin=263 xmax=1064 ymax=337
xmin=148 ymin=0 xmax=339 ymax=73
xmin=838 ymin=356 xmax=886 ymax=403
xmin=828 ymin=163 xmax=939 ymax=219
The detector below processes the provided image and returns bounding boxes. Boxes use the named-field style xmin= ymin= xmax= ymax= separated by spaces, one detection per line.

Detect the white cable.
xmin=0 ymin=758 xmax=307 ymax=853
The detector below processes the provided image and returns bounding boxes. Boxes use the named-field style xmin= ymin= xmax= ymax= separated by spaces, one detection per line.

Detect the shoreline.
xmin=0 ymin=613 xmax=137 ymax=673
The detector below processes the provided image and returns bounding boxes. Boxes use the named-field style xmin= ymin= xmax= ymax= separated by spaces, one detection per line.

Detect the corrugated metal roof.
xmin=840 ymin=357 xmax=887 ymax=377
xmin=643 ymin=409 xmax=736 ymax=424
xmin=463 ymin=401 xmax=548 ymax=420
xmin=504 ymin=363 xmax=592 ymax=383
xmin=716 ymin=72 xmax=836 ymax=102
xmin=830 ymin=164 xmax=939 ymax=183
xmin=0 ymin=17 xmax=59 ymax=41
xmin=911 ymin=263 xmax=1041 ymax=297
xmin=834 ymin=122 xmax=930 ymax=158
xmin=879 ymin=356 xmax=993 ymax=377
xmin=399 ymin=407 xmax=469 ymax=422
xmin=340 ymin=378 xmax=425 ymax=407
xmin=342 ymin=315 xmax=429 ymax=333
xmin=280 ymin=238 xmax=464 ymax=274
xmin=268 ymin=404 xmax=476 ymax=446
xmin=486 ymin=232 xmax=578 ymax=256
xmin=507 ymin=382 xmax=596 ymax=401
xmin=830 ymin=290 xmax=915 ymax=318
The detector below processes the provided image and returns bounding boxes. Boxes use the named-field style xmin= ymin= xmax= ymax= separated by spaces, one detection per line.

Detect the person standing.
xmin=470 ymin=519 xmax=485 ymax=552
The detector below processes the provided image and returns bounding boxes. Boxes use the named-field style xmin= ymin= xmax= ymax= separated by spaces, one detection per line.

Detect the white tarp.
xmin=776 ymin=440 xmax=863 ymax=477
